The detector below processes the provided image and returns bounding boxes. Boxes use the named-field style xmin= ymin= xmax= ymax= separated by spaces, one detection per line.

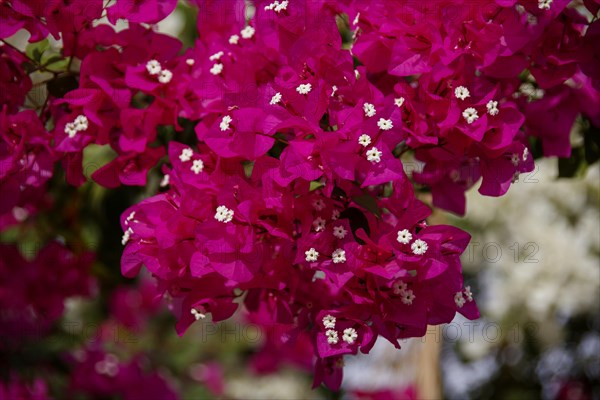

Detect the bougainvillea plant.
xmin=1 ymin=0 xmax=598 ymax=394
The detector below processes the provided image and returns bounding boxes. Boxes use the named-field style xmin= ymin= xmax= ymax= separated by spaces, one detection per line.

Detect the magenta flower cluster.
xmin=1 ymin=0 xmax=598 ymax=392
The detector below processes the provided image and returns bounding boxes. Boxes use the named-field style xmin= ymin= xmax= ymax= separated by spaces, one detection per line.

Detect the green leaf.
xmin=25 ymin=39 xmax=49 ymax=63
xmin=352 ymin=194 xmax=381 ymax=217
xmin=309 ymin=181 xmax=324 ymax=191
xmin=41 ymin=53 xmax=71 ymax=72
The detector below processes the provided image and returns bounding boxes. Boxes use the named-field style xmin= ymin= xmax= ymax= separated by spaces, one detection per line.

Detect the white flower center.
xmin=220 ymin=115 xmax=233 ymax=131
xmin=332 ymin=248 xmax=346 ymax=263
xmin=121 ymin=227 xmax=133 ymax=245
xmin=486 ymin=100 xmax=499 ymax=116
xmin=305 ymin=248 xmax=319 ymax=262
xmin=209 ymin=51 xmax=224 ymax=61
xmin=322 ymin=315 xmax=336 ymax=329
xmin=363 ymin=102 xmax=376 ymax=117
xmin=185 ymin=58 xmax=195 ymax=66
xmin=462 ymin=107 xmax=479 ymax=124
xmin=454 ymin=86 xmax=470 ymax=100
xmin=313 ymin=217 xmax=326 ymax=232
xmin=191 ymin=159 xmax=204 ymax=174
xmin=264 ymin=0 xmax=289 ymax=12
xmin=377 ymin=118 xmax=393 ymax=131
xmin=296 ymin=83 xmax=312 ymax=95
xmin=331 ymin=210 xmax=340 ymax=220
xmin=179 ymin=148 xmax=193 ymax=162
xmin=401 ymin=289 xmax=415 ymax=305
xmin=454 ymin=292 xmax=466 ymax=308
xmin=342 ymin=328 xmax=358 ymax=344
xmin=210 ymin=63 xmax=223 ymax=75
xmin=538 ymin=0 xmax=552 ymax=9
xmin=214 ymin=205 xmax=234 ymax=223
xmin=394 ymin=97 xmax=405 ymax=107
xmin=65 ymin=115 xmax=88 ymax=138
xmin=312 ymin=199 xmax=325 ymax=211
xmin=241 ymin=26 xmax=255 ymax=39
xmin=229 ymin=34 xmax=240 ymax=45
xmin=191 ymin=308 xmax=206 ymax=320
xmin=333 ymin=226 xmax=347 ymax=239
xmin=411 ymin=239 xmax=428 ymax=255
xmin=326 ymin=329 xmax=339 ymax=344
xmin=396 ymin=229 xmax=413 ymax=244
xmin=358 ymin=134 xmax=372 ymax=147
xmin=158 ymin=69 xmax=173 ymax=84
xmin=270 ymin=92 xmax=282 ymax=105
xmin=366 ymin=147 xmax=382 ymax=163
xmin=146 ymin=59 xmax=162 ymax=75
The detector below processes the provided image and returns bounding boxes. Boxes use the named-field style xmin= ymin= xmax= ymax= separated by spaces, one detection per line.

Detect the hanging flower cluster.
xmin=1 ymin=0 xmax=598 ymax=391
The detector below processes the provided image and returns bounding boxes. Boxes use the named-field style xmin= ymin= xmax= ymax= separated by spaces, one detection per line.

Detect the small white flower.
xmin=65 ymin=115 xmax=89 ymax=138
xmin=121 ymin=227 xmax=133 ymax=246
xmin=158 ymin=69 xmax=173 ymax=84
xmin=511 ymin=153 xmax=520 ymax=166
xmin=523 ymin=148 xmax=529 ymax=161
xmin=74 ymin=115 xmax=88 ymax=131
xmin=191 ymin=159 xmax=204 ymax=174
xmin=241 ymin=26 xmax=255 ymax=39
xmin=305 ymin=248 xmax=319 ymax=262
xmin=363 ymin=102 xmax=376 ymax=117
xmin=332 ymin=248 xmax=346 ymax=264
xmin=394 ymin=97 xmax=405 ymax=108
xmin=333 ymin=226 xmax=348 ymax=240
xmin=214 ymin=205 xmax=234 ymax=223
xmin=313 ymin=217 xmax=326 ymax=232
xmin=454 ymin=86 xmax=470 ymax=100
xmin=322 ymin=315 xmax=336 ymax=329
xmin=331 ymin=85 xmax=338 ymax=96
xmin=65 ymin=122 xmax=77 ymax=138
xmin=366 ymin=147 xmax=382 ymax=163
xmin=126 ymin=211 xmax=136 ymax=223
xmin=312 ymin=199 xmax=326 ymax=211
xmin=296 ymin=83 xmax=312 ymax=95
xmin=265 ymin=0 xmax=288 ymax=12
xmin=377 ymin=118 xmax=393 ymax=131
xmin=342 ymin=328 xmax=358 ymax=344
xmin=462 ymin=107 xmax=479 ymax=124
xmin=401 ymin=289 xmax=416 ymax=305
xmin=354 ymin=69 xmax=360 ymax=80
xmin=191 ymin=308 xmax=206 ymax=320
xmin=146 ymin=59 xmax=162 ymax=75
xmin=229 ymin=34 xmax=240 ymax=45
xmin=454 ymin=292 xmax=466 ymax=308
xmin=219 ymin=115 xmax=232 ymax=131
xmin=179 ymin=148 xmax=193 ymax=162
xmin=411 ymin=239 xmax=428 ymax=255
xmin=270 ymin=92 xmax=282 ymax=105
xmin=326 ymin=329 xmax=339 ymax=345
xmin=209 ymin=51 xmax=224 ymax=61
xmin=353 ymin=12 xmax=360 ymax=26
xmin=486 ymin=100 xmax=499 ymax=116
xmin=392 ymin=280 xmax=407 ymax=295
xmin=357 ymin=134 xmax=371 ymax=147
xmin=160 ymin=174 xmax=170 ymax=187
xmin=331 ymin=210 xmax=340 ymax=220
xmin=538 ymin=0 xmax=552 ymax=10
xmin=210 ymin=63 xmax=223 ymax=75
xmin=396 ymin=229 xmax=413 ymax=244
xmin=185 ymin=58 xmax=195 ymax=66
xmin=464 ymin=286 xmax=474 ymax=302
